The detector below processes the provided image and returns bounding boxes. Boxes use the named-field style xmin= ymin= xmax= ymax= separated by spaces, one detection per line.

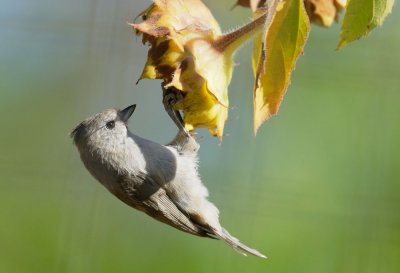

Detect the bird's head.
xmin=70 ymin=104 xmax=136 ymax=149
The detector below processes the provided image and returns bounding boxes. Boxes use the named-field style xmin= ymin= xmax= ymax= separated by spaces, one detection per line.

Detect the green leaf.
xmin=338 ymin=0 xmax=395 ymax=49
xmin=252 ymin=0 xmax=310 ymax=134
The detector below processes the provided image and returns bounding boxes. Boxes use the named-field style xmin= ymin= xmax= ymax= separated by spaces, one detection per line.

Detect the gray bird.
xmin=70 ymin=92 xmax=266 ymax=258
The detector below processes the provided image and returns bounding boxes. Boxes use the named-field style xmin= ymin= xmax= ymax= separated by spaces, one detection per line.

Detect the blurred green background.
xmin=1 ymin=1 xmax=399 ymax=272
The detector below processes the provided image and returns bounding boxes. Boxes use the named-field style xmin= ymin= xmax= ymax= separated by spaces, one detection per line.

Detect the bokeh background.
xmin=1 ymin=1 xmax=399 ymax=272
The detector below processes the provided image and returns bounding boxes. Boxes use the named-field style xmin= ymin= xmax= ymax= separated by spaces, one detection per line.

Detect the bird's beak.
xmin=119 ymin=104 xmax=136 ymax=122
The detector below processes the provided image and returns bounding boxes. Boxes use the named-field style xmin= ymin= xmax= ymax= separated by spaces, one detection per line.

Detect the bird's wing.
xmin=117 ymin=173 xmax=266 ymax=258
xmin=117 ymin=172 xmax=209 ymax=237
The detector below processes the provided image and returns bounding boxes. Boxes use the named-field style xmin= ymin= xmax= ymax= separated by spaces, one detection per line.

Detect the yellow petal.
xmin=304 ymin=0 xmax=336 ymax=27
xmin=133 ymin=0 xmax=265 ymax=137
xmin=188 ymin=39 xmax=231 ymax=107
xmin=132 ymin=0 xmax=230 ymax=137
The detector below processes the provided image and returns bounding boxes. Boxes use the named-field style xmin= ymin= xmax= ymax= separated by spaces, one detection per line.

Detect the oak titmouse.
xmin=70 ymin=102 xmax=266 ymax=258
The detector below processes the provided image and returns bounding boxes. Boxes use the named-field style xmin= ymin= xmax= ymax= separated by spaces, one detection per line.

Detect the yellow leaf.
xmin=338 ymin=0 xmax=394 ymax=49
xmin=252 ymin=0 xmax=310 ymax=134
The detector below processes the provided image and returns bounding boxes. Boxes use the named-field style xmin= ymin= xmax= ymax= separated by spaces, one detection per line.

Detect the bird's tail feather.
xmin=216 ymin=228 xmax=267 ymax=259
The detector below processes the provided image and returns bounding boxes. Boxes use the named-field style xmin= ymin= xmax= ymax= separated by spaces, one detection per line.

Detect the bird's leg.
xmin=162 ymin=85 xmax=199 ymax=153
xmin=162 ymin=85 xmax=187 ymax=133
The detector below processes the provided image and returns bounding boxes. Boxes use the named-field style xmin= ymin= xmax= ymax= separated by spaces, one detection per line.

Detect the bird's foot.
xmin=162 ymin=85 xmax=188 ymax=134
xmin=162 ymin=85 xmax=199 ymax=152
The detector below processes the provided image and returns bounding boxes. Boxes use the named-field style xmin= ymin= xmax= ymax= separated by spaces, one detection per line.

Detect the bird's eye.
xmin=106 ymin=120 xmax=115 ymax=129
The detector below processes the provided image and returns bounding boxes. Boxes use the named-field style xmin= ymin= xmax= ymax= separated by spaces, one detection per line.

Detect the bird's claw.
xmin=162 ymin=85 xmax=199 ymax=152
xmin=162 ymin=85 xmax=189 ymax=135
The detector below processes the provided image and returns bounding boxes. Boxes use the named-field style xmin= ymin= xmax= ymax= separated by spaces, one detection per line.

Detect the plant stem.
xmin=213 ymin=12 xmax=267 ymax=54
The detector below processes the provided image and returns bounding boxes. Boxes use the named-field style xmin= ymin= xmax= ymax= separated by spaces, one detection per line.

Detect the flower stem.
xmin=213 ymin=12 xmax=267 ymax=54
